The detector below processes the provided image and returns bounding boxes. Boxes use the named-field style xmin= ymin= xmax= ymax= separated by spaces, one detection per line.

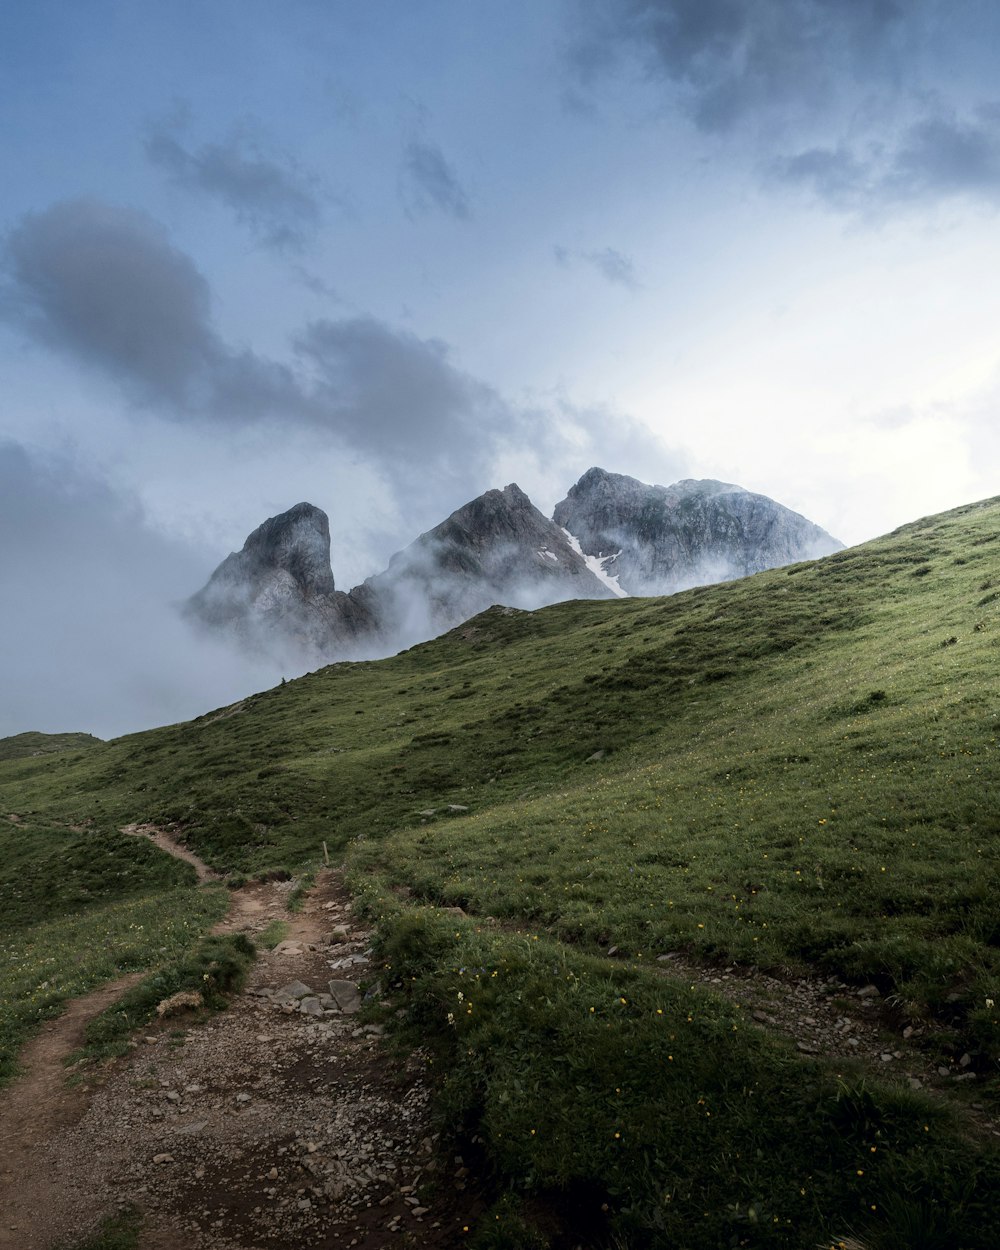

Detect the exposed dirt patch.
xmin=0 ymin=832 xmax=479 ymax=1250
xmin=647 ymin=950 xmax=997 ymax=1132
xmin=0 ymin=972 xmax=146 ymax=1248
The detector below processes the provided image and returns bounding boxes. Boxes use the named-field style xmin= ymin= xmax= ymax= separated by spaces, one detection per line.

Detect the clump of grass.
xmin=287 ymin=869 xmax=316 ymax=913
xmin=470 ymin=1195 xmax=549 ymax=1250
xmin=56 ymin=1205 xmax=141 ymax=1250
xmin=78 ymin=932 xmax=255 ymax=1062
xmin=257 ymin=919 xmax=289 ymax=949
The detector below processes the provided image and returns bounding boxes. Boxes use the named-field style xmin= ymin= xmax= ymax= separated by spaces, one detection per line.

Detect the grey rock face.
xmin=185 ymin=471 xmax=842 ymax=665
xmin=184 ymin=502 xmax=377 ymax=661
xmin=356 ymin=483 xmax=612 ymax=643
xmin=553 ymin=468 xmax=842 ymax=596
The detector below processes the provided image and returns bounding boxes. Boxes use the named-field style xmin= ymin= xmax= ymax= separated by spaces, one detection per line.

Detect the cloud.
xmin=0 ymin=198 xmax=515 ymax=514
xmin=772 ymin=104 xmax=1000 ymax=212
xmin=554 ymin=244 xmax=642 ymax=289
xmin=0 ymin=440 xmax=284 ymax=738
xmin=4 ymin=199 xmax=214 ymax=405
xmin=573 ymin=0 xmax=907 ymax=132
xmin=1 ymin=198 xmax=298 ymax=417
xmin=144 ymin=118 xmax=323 ymax=251
xmin=400 ymin=138 xmax=472 ymax=220
xmin=294 ymin=315 xmax=501 ymax=458
xmin=0 ymin=197 xmax=678 ymax=553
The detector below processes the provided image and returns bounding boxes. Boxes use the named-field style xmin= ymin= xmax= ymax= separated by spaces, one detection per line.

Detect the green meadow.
xmin=3 ymin=494 xmax=1000 ymax=1247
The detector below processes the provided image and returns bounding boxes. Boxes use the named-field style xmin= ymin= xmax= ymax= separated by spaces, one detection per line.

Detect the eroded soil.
xmin=0 ymin=834 xmax=480 ymax=1250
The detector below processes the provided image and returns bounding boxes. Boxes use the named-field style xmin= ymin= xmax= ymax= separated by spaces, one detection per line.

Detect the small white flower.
xmin=986 ymin=998 xmax=995 ymax=1009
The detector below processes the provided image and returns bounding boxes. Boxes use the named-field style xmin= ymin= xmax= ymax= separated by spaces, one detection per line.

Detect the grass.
xmin=3 ymin=493 xmax=1000 ymax=1245
xmin=77 ymin=931 xmax=256 ymax=1063
xmin=0 ymin=731 xmax=102 ymax=762
xmin=56 ymin=1205 xmax=141 ymax=1250
xmin=359 ymin=892 xmax=1000 ymax=1249
xmin=257 ymin=918 xmax=290 ymax=948
xmin=287 ymin=868 xmax=317 ymax=912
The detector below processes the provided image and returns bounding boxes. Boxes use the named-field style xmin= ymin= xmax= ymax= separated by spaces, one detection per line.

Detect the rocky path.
xmin=0 ymin=832 xmax=479 ymax=1250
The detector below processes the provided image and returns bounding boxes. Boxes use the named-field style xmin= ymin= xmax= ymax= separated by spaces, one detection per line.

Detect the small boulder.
xmin=328 ymin=980 xmax=362 ymax=1014
xmin=274 ymin=980 xmax=314 ymax=1001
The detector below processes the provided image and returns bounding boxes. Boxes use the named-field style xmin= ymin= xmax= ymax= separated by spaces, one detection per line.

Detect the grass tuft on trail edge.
xmin=55 ymin=1204 xmax=141 ymax=1250
xmin=77 ymin=932 xmax=256 ymax=1063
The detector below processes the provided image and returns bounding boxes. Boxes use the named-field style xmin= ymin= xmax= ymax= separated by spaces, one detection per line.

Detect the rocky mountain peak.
xmin=426 ymin=483 xmax=544 ymax=552
xmin=555 ymin=468 xmax=841 ymax=596
xmin=231 ymin=501 xmax=336 ymax=598
xmin=184 ymin=502 xmax=376 ymax=659
xmin=186 ymin=469 xmax=843 ymax=665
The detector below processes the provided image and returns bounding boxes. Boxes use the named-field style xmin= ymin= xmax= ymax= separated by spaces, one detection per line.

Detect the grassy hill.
xmin=0 ymin=730 xmax=103 ymax=761
xmin=2 ymin=494 xmax=1000 ymax=1248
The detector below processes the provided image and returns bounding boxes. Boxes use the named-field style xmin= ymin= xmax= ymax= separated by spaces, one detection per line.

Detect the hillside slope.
xmin=3 ymin=494 xmax=1000 ymax=1248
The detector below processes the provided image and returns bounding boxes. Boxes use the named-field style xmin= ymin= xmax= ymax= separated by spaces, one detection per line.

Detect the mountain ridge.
xmin=185 ymin=467 xmax=842 ymax=663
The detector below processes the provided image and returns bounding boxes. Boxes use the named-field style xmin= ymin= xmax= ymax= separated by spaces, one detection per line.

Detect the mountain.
xmin=553 ymin=467 xmax=842 ymax=596
xmin=352 ymin=483 xmax=613 ymax=643
xmin=185 ymin=470 xmax=842 ymax=662
xmin=184 ymin=502 xmax=377 ymax=661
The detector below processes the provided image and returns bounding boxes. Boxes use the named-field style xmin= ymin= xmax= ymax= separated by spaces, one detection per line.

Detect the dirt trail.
xmin=0 ymin=830 xmax=478 ymax=1250
xmin=0 ymin=973 xmax=145 ymax=1242
xmin=123 ymin=823 xmax=222 ymax=885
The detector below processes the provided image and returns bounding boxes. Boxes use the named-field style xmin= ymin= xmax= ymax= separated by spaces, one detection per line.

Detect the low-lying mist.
xmin=0 ymin=442 xmax=289 ymax=740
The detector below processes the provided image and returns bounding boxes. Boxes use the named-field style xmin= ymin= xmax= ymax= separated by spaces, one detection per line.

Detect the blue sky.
xmin=4 ymin=0 xmax=1000 ymax=734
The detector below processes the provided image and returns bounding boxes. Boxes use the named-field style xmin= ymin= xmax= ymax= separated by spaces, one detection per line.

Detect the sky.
xmin=3 ymin=0 xmax=1000 ymax=737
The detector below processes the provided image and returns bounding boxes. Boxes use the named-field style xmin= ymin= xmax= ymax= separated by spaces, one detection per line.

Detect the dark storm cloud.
xmin=1 ymin=200 xmax=503 ymax=481
xmin=0 ymin=440 xmax=279 ymax=738
xmin=1 ymin=198 xmax=674 ymax=533
xmin=293 ymin=315 xmax=510 ymax=488
xmin=4 ymin=199 xmax=214 ymax=405
xmin=144 ymin=120 xmax=323 ymax=251
xmin=772 ymin=104 xmax=1000 ymax=211
xmin=400 ymin=138 xmax=472 ymax=220
xmin=1 ymin=199 xmax=301 ymax=417
xmin=554 ymin=244 xmax=642 ymax=289
xmin=574 ymin=0 xmax=907 ymax=132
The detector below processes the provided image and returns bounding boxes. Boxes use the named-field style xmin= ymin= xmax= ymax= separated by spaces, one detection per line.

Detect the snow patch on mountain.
xmin=560 ymin=528 xmax=628 ymax=599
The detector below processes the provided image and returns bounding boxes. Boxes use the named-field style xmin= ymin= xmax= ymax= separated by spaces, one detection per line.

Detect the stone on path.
xmin=274 ymin=981 xmax=314 ymax=1002
xmin=328 ymin=980 xmax=362 ymax=1014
